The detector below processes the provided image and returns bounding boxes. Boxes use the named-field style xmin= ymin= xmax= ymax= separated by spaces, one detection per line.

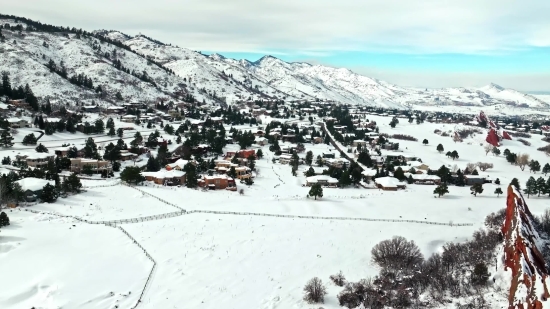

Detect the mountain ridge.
xmin=0 ymin=14 xmax=548 ymax=112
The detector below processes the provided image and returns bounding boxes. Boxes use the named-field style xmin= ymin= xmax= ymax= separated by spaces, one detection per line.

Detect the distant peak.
xmin=488 ymin=83 xmax=505 ymax=91
xmin=254 ymin=55 xmax=279 ymax=65
xmin=209 ymin=53 xmax=226 ymax=60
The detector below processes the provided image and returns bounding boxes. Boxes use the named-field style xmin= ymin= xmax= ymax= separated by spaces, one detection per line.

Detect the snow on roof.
xmin=142 ymin=170 xmax=186 ymax=178
xmin=7 ymin=118 xmax=25 ymax=123
xmin=203 ymin=174 xmax=234 ymax=181
xmin=22 ymin=152 xmax=55 ymax=160
xmin=15 ymin=177 xmax=53 ymax=192
xmin=122 ymin=115 xmax=137 ymax=119
xmin=361 ymin=168 xmax=377 ymax=177
xmin=107 ymin=106 xmax=125 ymax=110
xmin=45 ymin=117 xmax=61 ymax=123
xmin=167 ymin=159 xmax=189 ymax=168
xmin=306 ymin=175 xmax=338 ymax=184
xmin=374 ymin=176 xmax=406 ymax=188
xmin=409 ymin=174 xmax=441 ymax=181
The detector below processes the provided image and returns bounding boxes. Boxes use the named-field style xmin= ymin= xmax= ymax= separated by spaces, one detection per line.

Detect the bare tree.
xmin=371 ymin=236 xmax=424 ymax=271
xmin=483 ymin=144 xmax=493 ymax=156
xmin=516 ymin=153 xmax=530 ymax=171
xmin=477 ymin=162 xmax=494 ymax=172
xmin=303 ymin=277 xmax=327 ymax=304
xmin=466 ymin=162 xmax=477 ymax=172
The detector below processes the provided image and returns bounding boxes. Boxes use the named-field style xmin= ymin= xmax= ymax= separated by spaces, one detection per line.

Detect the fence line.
xmin=122 ymin=183 xmax=185 ymax=212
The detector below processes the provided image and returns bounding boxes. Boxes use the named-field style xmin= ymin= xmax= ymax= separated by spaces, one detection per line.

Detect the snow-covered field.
xmin=2 ymin=113 xmax=550 ymax=308
xmin=0 ymin=211 xmax=152 ymax=309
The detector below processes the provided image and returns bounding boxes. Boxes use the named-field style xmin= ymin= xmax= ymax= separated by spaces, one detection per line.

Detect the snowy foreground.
xmin=2 ymin=115 xmax=550 ymax=308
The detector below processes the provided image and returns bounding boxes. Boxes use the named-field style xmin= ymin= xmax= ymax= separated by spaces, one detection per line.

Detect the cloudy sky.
xmin=4 ymin=0 xmax=550 ymax=91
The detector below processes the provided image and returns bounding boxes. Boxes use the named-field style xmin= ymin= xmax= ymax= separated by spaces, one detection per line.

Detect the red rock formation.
xmin=486 ymin=128 xmax=500 ymax=147
xmin=502 ymin=185 xmax=549 ymax=308
xmin=502 ymin=131 xmax=512 ymax=140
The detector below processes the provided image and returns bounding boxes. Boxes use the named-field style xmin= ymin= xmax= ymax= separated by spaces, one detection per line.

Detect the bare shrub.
xmin=434 ymin=129 xmax=441 ymax=135
xmin=483 ymin=144 xmax=493 ymax=155
xmin=239 ymin=189 xmax=244 ymax=195
xmin=303 ymin=277 xmax=327 ymax=304
xmin=477 ymin=162 xmax=493 ymax=171
xmin=542 ymin=136 xmax=550 ymax=143
xmin=516 ymin=153 xmax=530 ymax=170
xmin=441 ymin=131 xmax=449 ymax=137
xmin=518 ymin=138 xmax=531 ymax=146
xmin=329 ymin=271 xmax=346 ymax=287
xmin=466 ymin=162 xmax=477 ymax=172
xmin=371 ymin=236 xmax=423 ymax=271
xmin=391 ymin=134 xmax=418 ymax=142
xmin=539 ymin=209 xmax=550 ymax=237
xmin=484 ymin=208 xmax=506 ymax=230
xmin=537 ymin=144 xmax=550 ymax=156
xmin=509 ymin=131 xmax=531 ymax=138
xmin=457 ymin=128 xmax=482 ymax=139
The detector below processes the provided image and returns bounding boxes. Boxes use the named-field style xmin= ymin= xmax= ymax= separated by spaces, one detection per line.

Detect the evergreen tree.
xmin=450 ymin=150 xmax=459 ymax=160
xmin=536 ymin=177 xmax=547 ymax=197
xmin=494 ymin=187 xmax=503 ymax=197
xmin=543 ymin=163 xmax=550 ymax=176
xmin=510 ymin=178 xmax=521 ymax=190
xmin=305 ymin=166 xmax=315 ymax=177
xmin=42 ymin=99 xmax=52 ymax=115
xmin=470 ymin=183 xmax=484 ymax=196
xmin=393 ymin=167 xmax=406 ymax=181
xmin=0 ymin=130 xmax=14 ymax=148
xmin=529 ymin=160 xmax=541 ymax=173
xmin=22 ymin=133 xmax=37 ymax=145
xmin=256 ymin=149 xmax=263 ymax=159
xmin=117 ymin=128 xmax=124 ymax=138
xmin=546 ymin=177 xmax=550 ymax=197
xmin=436 ymin=144 xmax=444 ymax=153
xmin=67 ymin=146 xmax=78 ymax=158
xmin=106 ymin=118 xmax=115 ymax=130
xmin=66 ymin=117 xmax=76 ymax=133
xmin=338 ymin=170 xmax=352 ymax=187
xmin=305 ymin=151 xmax=313 ymax=166
xmin=422 ymin=139 xmax=429 ymax=145
xmin=309 ymin=183 xmax=323 ymax=200
xmin=40 ymin=183 xmax=57 ymax=203
xmin=35 ymin=143 xmax=48 ymax=153
xmin=94 ymin=118 xmax=105 ymax=133
xmin=83 ymin=137 xmax=98 ymax=158
xmin=455 ymin=169 xmax=465 ymax=186
xmin=146 ymin=156 xmax=160 ymax=172
xmin=433 ymin=183 xmax=449 ymax=197
xmin=120 ymin=166 xmax=145 ymax=185
xmin=1 ymin=71 xmax=12 ymax=98
xmin=492 ymin=147 xmax=501 ymax=156
xmin=184 ymin=163 xmax=198 ymax=188
xmin=524 ymin=177 xmax=536 ymax=198
xmin=227 ymin=166 xmax=237 ymax=179
xmin=108 ymin=126 xmax=116 ymax=137
xmin=0 ymin=211 xmax=10 ymax=227
xmin=24 ymin=84 xmax=39 ymax=110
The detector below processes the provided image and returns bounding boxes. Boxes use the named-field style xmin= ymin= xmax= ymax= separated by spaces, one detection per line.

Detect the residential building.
xmin=409 ymin=174 xmax=441 ymax=185
xmin=7 ymin=118 xmax=30 ymax=128
xmin=166 ymin=159 xmax=192 ymax=170
xmin=305 ymin=175 xmax=338 ymax=187
xmin=121 ymin=115 xmax=138 ymax=123
xmin=374 ymin=176 xmax=406 ymax=191
xmin=199 ymin=175 xmax=237 ymax=190
xmin=464 ymin=175 xmax=486 ymax=186
xmin=16 ymin=153 xmax=55 ymax=168
xmin=15 ymin=177 xmax=54 ymax=202
xmin=70 ymin=158 xmax=111 ymax=174
xmin=142 ymin=170 xmax=186 ymax=186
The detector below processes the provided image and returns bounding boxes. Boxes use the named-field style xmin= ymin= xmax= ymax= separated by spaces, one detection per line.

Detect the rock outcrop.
xmin=501 ymin=185 xmax=549 ymax=308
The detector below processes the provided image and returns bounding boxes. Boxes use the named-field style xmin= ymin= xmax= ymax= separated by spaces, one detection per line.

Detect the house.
xmin=361 ymin=168 xmax=377 ymax=181
xmin=313 ymin=136 xmax=324 ymax=144
xmin=409 ymin=174 xmax=441 ymax=185
xmin=226 ymin=149 xmax=256 ymax=159
xmin=214 ymin=160 xmax=238 ymax=173
xmin=278 ymin=154 xmax=293 ymax=164
xmin=305 ymin=175 xmax=339 ymax=187
xmin=53 ymin=146 xmax=71 ymax=157
xmin=235 ymin=166 xmax=252 ymax=180
xmin=408 ymin=161 xmax=429 ymax=172
xmin=16 ymin=153 xmax=55 ymax=168
xmin=322 ymin=152 xmax=336 ymax=159
xmin=8 ymin=99 xmax=29 ymax=109
xmin=82 ymin=105 xmax=99 ymax=113
xmin=374 ymin=176 xmax=406 ymax=191
xmin=106 ymin=106 xmax=125 ymax=114
xmin=120 ymin=150 xmax=138 ymax=161
xmin=199 ymin=174 xmax=237 ymax=190
xmin=326 ymin=158 xmax=347 ymax=169
xmin=353 ymin=140 xmax=367 ymax=147
xmin=166 ymin=159 xmax=191 ymax=171
xmin=70 ymin=158 xmax=112 ymax=174
xmin=464 ymin=175 xmax=486 ymax=186
xmin=121 ymin=115 xmax=138 ymax=123
xmin=15 ymin=177 xmax=54 ymax=202
xmin=44 ymin=117 xmax=62 ymax=125
xmin=255 ymin=137 xmax=268 ymax=146
xmin=142 ymin=170 xmax=186 ymax=186
xmin=7 ymin=118 xmax=30 ymax=128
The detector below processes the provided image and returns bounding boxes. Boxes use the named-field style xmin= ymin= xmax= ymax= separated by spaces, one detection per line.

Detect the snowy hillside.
xmin=1 ymin=14 xmax=548 ymax=113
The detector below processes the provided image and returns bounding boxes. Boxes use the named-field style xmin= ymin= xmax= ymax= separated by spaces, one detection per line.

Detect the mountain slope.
xmin=1 ymin=14 xmax=548 ymax=112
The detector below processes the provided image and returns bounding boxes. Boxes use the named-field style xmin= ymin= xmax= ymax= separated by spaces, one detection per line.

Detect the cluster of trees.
xmin=0 ymin=72 xmax=40 ymax=110
xmin=33 ymin=114 xmax=82 ymax=134
xmin=524 ymin=176 xmax=550 ymax=198
xmin=503 ymin=149 xmax=531 ymax=171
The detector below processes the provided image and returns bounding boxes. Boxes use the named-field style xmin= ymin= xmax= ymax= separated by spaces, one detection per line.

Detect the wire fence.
xmin=122 ymin=183 xmax=185 ymax=212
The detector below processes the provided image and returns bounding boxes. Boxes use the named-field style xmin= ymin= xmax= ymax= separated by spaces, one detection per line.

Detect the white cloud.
xmin=4 ymin=0 xmax=550 ymax=54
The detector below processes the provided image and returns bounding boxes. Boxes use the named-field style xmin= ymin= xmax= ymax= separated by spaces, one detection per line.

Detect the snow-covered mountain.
xmin=1 ymin=14 xmax=548 ymax=112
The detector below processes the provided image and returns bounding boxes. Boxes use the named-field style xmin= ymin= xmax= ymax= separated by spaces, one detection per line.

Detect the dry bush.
xmin=517 ymin=138 xmax=531 ymax=146
xmin=537 ymin=144 xmax=550 ymax=156
xmin=466 ymin=162 xmax=477 ymax=172
xmin=485 ymin=208 xmax=506 ymax=230
xmin=542 ymin=136 xmax=550 ymax=143
xmin=441 ymin=131 xmax=449 ymax=137
xmin=516 ymin=153 xmax=530 ymax=170
xmin=303 ymin=277 xmax=327 ymax=304
xmin=509 ymin=131 xmax=531 ymax=138
xmin=457 ymin=128 xmax=482 ymax=139
xmin=371 ymin=236 xmax=423 ymax=271
xmin=483 ymin=144 xmax=494 ymax=155
xmin=330 ymin=271 xmax=346 ymax=287
xmin=390 ymin=134 xmax=418 ymax=142
xmin=477 ymin=162 xmax=494 ymax=171
xmin=434 ymin=129 xmax=442 ymax=135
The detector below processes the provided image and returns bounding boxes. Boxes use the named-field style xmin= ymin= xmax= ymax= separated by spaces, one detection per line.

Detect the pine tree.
xmin=120 ymin=166 xmax=145 ymax=185
xmin=524 ymin=177 xmax=536 ymax=198
xmin=393 ymin=167 xmax=406 ymax=181
xmin=1 ymin=71 xmax=12 ymax=98
xmin=433 ymin=183 xmax=449 ymax=197
xmin=0 ymin=130 xmax=14 ymax=148
xmin=22 ymin=133 xmax=37 ymax=145
xmin=309 ymin=183 xmax=323 ymax=200
xmin=83 ymin=137 xmax=98 ymax=158
xmin=106 ymin=118 xmax=115 ymax=130
xmin=40 ymin=183 xmax=57 ymax=203
xmin=529 ymin=160 xmax=541 ymax=173
xmin=0 ymin=211 xmax=10 ymax=227
xmin=184 ymin=163 xmax=198 ymax=188
xmin=256 ymin=149 xmax=263 ymax=159
xmin=543 ymin=163 xmax=550 ymax=176
xmin=436 ymin=144 xmax=444 ymax=153
xmin=494 ymin=187 xmax=503 ymax=197
xmin=24 ymin=84 xmax=39 ymax=111
xmin=146 ymin=156 xmax=160 ymax=172
xmin=35 ymin=143 xmax=48 ymax=153
xmin=338 ymin=170 xmax=351 ymax=187
xmin=305 ymin=151 xmax=313 ymax=166
xmin=305 ymin=166 xmax=315 ymax=177
xmin=117 ymin=128 xmax=124 ymax=138
xmin=450 ymin=150 xmax=459 ymax=160
xmin=227 ymin=166 xmax=237 ymax=179
xmin=108 ymin=126 xmax=116 ymax=136
xmin=470 ymin=183 xmax=484 ymax=196
xmin=536 ymin=177 xmax=547 ymax=197
xmin=94 ymin=118 xmax=105 ymax=134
